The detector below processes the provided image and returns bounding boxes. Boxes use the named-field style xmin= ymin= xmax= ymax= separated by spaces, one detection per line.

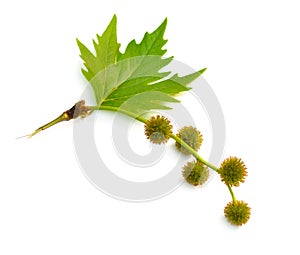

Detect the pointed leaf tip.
xmin=109 ymin=14 xmax=117 ymax=25
xmin=157 ymin=17 xmax=168 ymax=32
xmin=76 ymin=38 xmax=82 ymax=46
xmin=163 ymin=17 xmax=168 ymax=25
xmin=200 ymin=68 xmax=207 ymax=74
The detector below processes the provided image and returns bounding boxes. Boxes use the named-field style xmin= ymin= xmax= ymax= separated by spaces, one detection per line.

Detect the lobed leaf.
xmin=77 ymin=15 xmax=206 ymax=116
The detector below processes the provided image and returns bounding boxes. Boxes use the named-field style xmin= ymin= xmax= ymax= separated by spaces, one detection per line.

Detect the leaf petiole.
xmin=24 ymin=100 xmax=91 ymax=138
xmin=26 ymin=113 xmax=69 ymax=138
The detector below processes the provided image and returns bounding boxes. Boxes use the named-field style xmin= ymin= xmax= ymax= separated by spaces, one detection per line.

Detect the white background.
xmin=1 ymin=0 xmax=300 ymax=254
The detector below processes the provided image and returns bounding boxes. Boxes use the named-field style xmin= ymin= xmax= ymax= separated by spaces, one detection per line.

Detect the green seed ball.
xmin=144 ymin=115 xmax=173 ymax=144
xmin=182 ymin=160 xmax=209 ymax=186
xmin=175 ymin=126 xmax=203 ymax=155
xmin=219 ymin=157 xmax=247 ymax=187
xmin=224 ymin=200 xmax=251 ymax=226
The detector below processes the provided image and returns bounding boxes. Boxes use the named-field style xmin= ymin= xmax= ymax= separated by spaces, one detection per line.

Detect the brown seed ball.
xmin=219 ymin=157 xmax=247 ymax=187
xmin=182 ymin=160 xmax=209 ymax=186
xmin=144 ymin=115 xmax=173 ymax=144
xmin=224 ymin=200 xmax=251 ymax=226
xmin=175 ymin=126 xmax=203 ymax=155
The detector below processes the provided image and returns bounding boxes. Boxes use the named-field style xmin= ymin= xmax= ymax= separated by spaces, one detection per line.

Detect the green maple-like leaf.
xmin=77 ymin=15 xmax=206 ymax=117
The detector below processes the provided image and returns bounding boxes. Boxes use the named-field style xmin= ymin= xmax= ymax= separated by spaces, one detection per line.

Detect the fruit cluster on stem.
xmin=25 ymin=104 xmax=251 ymax=226
xmin=144 ymin=115 xmax=251 ymax=226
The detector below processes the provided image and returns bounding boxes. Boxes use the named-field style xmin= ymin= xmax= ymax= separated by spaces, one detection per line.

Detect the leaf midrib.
xmin=99 ymin=30 xmax=163 ymax=106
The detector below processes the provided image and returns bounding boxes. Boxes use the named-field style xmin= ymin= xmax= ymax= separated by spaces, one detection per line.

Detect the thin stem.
xmin=227 ymin=185 xmax=236 ymax=203
xmin=99 ymin=105 xmax=220 ymax=173
xmin=27 ymin=113 xmax=68 ymax=138
xmin=24 ymin=102 xmax=238 ymax=204
xmin=98 ymin=106 xmax=238 ymax=203
xmin=170 ymin=134 xmax=220 ymax=173
xmin=98 ymin=105 xmax=148 ymax=124
xmin=25 ymin=100 xmax=91 ymax=138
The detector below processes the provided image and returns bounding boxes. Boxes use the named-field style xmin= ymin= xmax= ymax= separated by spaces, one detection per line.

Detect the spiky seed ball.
xmin=224 ymin=200 xmax=251 ymax=226
xmin=144 ymin=115 xmax=173 ymax=144
xmin=175 ymin=126 xmax=203 ymax=155
xmin=219 ymin=157 xmax=247 ymax=187
xmin=182 ymin=160 xmax=209 ymax=186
